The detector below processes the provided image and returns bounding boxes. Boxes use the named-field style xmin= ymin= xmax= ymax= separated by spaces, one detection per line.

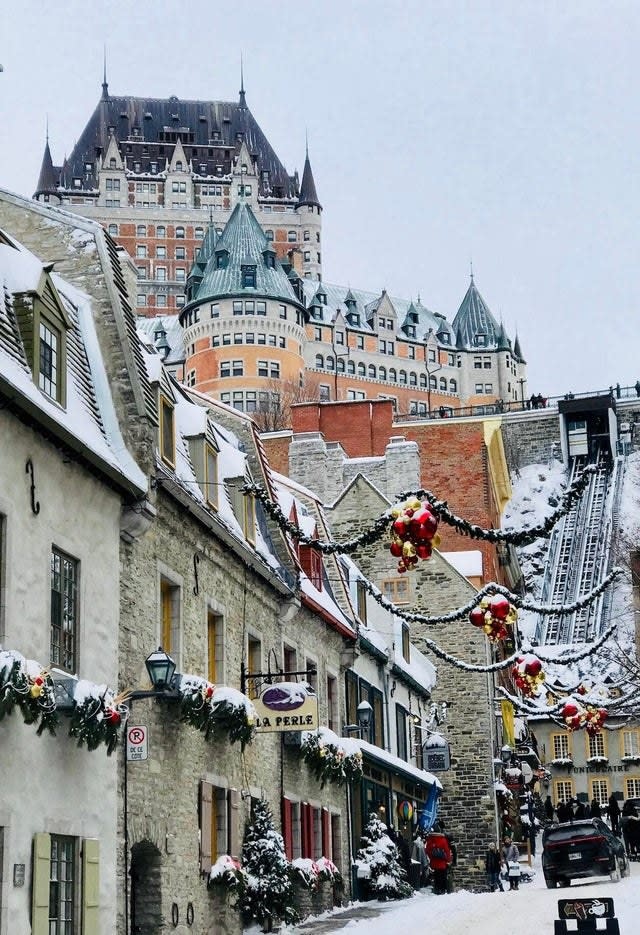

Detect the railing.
xmin=393 ymin=384 xmax=640 ymax=423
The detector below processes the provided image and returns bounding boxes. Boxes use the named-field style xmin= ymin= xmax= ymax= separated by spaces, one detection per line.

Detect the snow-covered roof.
xmin=441 ymin=550 xmax=483 ymax=578
xmin=357 ymin=738 xmax=442 ymax=790
xmin=0 ymin=235 xmax=146 ymax=495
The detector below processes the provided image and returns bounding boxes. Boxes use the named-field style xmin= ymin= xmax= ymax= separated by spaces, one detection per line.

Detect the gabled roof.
xmin=451 ymin=277 xmax=502 ymax=350
xmin=192 ymin=203 xmax=300 ymax=306
xmin=297 ymin=152 xmax=321 ymax=208
xmin=0 ymin=227 xmax=146 ymax=497
xmin=55 ymin=90 xmax=296 ymax=197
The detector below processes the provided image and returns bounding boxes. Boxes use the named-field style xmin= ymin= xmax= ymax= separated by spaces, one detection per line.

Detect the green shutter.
xmin=82 ymin=839 xmax=100 ymax=934
xmin=200 ymin=781 xmax=213 ymax=874
xmin=31 ymin=832 xmax=51 ymax=935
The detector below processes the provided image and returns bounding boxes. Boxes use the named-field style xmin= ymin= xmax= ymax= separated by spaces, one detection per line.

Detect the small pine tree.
xmin=239 ymin=798 xmax=298 ymax=931
xmin=355 ymin=813 xmax=412 ymax=901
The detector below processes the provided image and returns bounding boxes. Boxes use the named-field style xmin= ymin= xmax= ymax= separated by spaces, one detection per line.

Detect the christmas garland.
xmin=68 ymin=681 xmax=127 ymax=755
xmin=1 ymin=648 xmax=257 ymax=753
xmin=178 ymin=676 xmax=256 ymax=748
xmin=301 ymin=727 xmax=363 ymax=787
xmin=0 ymin=651 xmax=57 ymax=735
xmin=242 ymin=467 xmax=594 ymax=554
xmin=359 ymin=568 xmax=623 ymax=626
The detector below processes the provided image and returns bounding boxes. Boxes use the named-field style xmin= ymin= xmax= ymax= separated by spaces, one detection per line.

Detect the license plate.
xmin=569 ymin=853 xmax=582 ymax=861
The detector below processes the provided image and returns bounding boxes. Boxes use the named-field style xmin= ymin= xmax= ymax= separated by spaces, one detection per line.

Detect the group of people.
xmin=544 ymin=793 xmax=640 ymax=859
xmin=395 ymin=822 xmax=456 ymax=895
xmin=528 ymin=393 xmax=547 ymax=409
xmin=485 ymin=836 xmax=522 ymax=892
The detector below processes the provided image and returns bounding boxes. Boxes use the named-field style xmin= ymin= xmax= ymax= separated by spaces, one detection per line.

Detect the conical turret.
xmin=33 ymin=136 xmax=60 ymax=201
xmin=297 ymin=146 xmax=321 ymax=209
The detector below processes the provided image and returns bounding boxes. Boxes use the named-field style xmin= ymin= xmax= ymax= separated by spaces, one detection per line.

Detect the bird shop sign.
xmin=253 ymin=682 xmax=319 ymax=732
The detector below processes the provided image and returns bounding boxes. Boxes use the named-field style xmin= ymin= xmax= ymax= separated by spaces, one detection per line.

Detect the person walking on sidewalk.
xmin=501 ymin=836 xmax=521 ymax=891
xmin=485 ymin=842 xmax=503 ymax=892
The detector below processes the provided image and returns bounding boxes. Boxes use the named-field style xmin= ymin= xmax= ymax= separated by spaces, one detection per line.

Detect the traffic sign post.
xmin=126 ymin=725 xmax=148 ymax=762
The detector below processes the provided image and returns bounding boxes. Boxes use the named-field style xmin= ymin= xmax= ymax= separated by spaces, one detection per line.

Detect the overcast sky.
xmin=1 ymin=1 xmax=638 ymax=398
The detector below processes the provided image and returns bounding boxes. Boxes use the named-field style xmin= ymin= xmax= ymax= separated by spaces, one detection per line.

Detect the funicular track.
xmin=536 ymin=450 xmax=624 ymax=645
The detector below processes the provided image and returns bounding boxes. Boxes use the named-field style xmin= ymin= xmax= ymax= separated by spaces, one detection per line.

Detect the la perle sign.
xmin=253 ymin=683 xmax=319 ymax=733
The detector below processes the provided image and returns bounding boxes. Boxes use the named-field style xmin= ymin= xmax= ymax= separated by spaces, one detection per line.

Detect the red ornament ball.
xmin=562 ymin=702 xmax=579 ymax=718
xmin=389 ymin=540 xmax=403 ymax=557
xmin=469 ymin=607 xmax=486 ymax=628
xmin=489 ymin=595 xmax=511 ymax=620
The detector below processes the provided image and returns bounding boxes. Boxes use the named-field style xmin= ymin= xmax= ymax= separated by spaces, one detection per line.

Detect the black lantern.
xmin=357 ymin=700 xmax=373 ymax=733
xmin=145 ymin=647 xmax=177 ymax=691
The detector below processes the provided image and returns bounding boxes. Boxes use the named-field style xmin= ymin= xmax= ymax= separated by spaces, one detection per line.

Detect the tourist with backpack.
xmin=426 ymin=823 xmax=452 ymax=894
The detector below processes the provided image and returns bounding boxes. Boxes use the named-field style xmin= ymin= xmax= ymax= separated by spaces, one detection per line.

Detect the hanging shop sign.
xmin=253 ymin=683 xmax=319 ymax=733
xmin=422 ymin=740 xmax=451 ymax=772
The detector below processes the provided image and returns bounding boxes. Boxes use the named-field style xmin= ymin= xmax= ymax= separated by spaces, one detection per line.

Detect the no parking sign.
xmin=126 ymin=725 xmax=148 ymax=761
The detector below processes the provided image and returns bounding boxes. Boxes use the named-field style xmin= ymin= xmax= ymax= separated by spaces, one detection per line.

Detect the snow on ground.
xmin=285 ymin=849 xmax=640 ymax=934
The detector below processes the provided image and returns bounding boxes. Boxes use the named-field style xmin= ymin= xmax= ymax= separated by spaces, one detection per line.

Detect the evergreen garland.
xmin=68 ymin=688 xmax=124 ymax=755
xmin=0 ymin=652 xmax=57 ymax=735
xmin=355 ymin=813 xmax=412 ymax=900
xmin=178 ymin=678 xmax=256 ymax=749
xmin=301 ymin=728 xmax=364 ymax=787
xmin=243 ymin=466 xmax=594 ymax=554
xmin=239 ymin=798 xmax=299 ymax=929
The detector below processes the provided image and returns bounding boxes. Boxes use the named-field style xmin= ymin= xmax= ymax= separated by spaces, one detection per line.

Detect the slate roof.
xmin=53 ymin=88 xmax=297 ymax=198
xmin=0 ymin=230 xmax=146 ymax=496
xmin=34 ymin=140 xmax=59 ymax=197
xmin=451 ymin=277 xmax=502 ymax=350
xmin=192 ymin=203 xmax=300 ymax=306
xmin=297 ymin=153 xmax=321 ymax=208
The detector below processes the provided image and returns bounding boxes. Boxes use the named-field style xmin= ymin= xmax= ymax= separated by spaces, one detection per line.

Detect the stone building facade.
xmin=37 ymin=76 xmax=527 ymax=420
xmin=270 ymin=402 xmax=511 ymax=889
xmin=0 ymin=200 xmax=148 ymax=935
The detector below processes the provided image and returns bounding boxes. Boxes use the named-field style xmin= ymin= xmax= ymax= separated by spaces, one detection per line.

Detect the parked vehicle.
xmin=542 ymin=819 xmax=629 ymax=888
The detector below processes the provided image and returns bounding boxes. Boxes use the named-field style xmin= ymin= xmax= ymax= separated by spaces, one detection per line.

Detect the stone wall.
xmin=118 ymin=488 xmax=351 ymax=934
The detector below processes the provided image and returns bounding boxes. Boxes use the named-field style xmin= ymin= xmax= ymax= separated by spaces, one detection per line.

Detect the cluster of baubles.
xmin=511 ymin=654 xmax=545 ymax=697
xmin=468 ymin=594 xmax=517 ymax=642
xmin=561 ymin=699 xmax=608 ymax=734
xmin=105 ymin=706 xmax=122 ymax=726
xmin=29 ymin=673 xmax=46 ymax=698
xmin=389 ymin=499 xmax=440 ymax=573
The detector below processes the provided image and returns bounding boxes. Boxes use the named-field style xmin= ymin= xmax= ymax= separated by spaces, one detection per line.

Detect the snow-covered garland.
xmin=410 ymin=614 xmax=622 ymax=675
xmin=1 ymin=650 xmax=257 ymax=753
xmin=178 ymin=676 xmax=256 ymax=749
xmin=0 ymin=650 xmax=57 ymax=735
xmin=300 ymin=727 xmax=364 ymax=787
xmin=242 ymin=467 xmax=594 ymax=555
xmin=359 ymin=568 xmax=622 ymax=627
xmin=496 ymin=683 xmax=640 ymax=727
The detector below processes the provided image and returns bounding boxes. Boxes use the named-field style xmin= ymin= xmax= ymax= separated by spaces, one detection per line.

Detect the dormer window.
xmin=300 ymin=542 xmax=323 ymax=591
xmin=109 ymin=158 xmax=117 ymax=168
xmin=14 ymin=274 xmax=71 ymax=407
xmin=159 ymin=396 xmax=175 ymax=467
xmin=241 ymin=265 xmax=257 ymax=288
xmin=38 ymin=322 xmax=60 ymax=400
xmin=475 ymin=333 xmax=487 ymax=347
xmin=216 ymin=250 xmax=228 ymax=270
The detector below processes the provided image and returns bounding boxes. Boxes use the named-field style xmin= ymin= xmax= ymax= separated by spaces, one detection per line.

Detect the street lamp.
xmin=501 ymin=744 xmax=514 ymax=766
xmin=144 ymin=647 xmax=177 ymax=692
xmin=343 ymin=699 xmax=373 ymax=740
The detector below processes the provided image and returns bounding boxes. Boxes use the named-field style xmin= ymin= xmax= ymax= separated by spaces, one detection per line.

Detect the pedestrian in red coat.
xmin=426 ymin=827 xmax=452 ymax=894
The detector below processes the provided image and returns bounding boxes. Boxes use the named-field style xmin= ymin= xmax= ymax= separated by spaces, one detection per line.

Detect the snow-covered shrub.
xmin=355 ymin=813 xmax=412 ymax=901
xmin=208 ymin=854 xmax=245 ymax=903
xmin=239 ymin=798 xmax=298 ymax=928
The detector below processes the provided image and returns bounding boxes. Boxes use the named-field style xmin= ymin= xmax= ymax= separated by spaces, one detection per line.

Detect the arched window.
xmin=409 ymin=372 xmax=417 ymax=386
xmin=449 ymin=378 xmax=458 ymax=392
xmin=388 ymin=368 xmax=397 ymax=382
xmin=326 ymin=355 xmax=335 ymax=370
xmin=176 ymin=160 xmax=183 ymax=171
xmin=368 ymin=364 xmax=376 ymax=379
xmin=429 ymin=376 xmax=437 ymax=389
xmin=439 ymin=377 xmax=447 ymax=391
xmin=347 ymin=360 xmax=355 ymax=374
xmin=337 ymin=358 xmax=345 ymax=373
xmin=399 ymin=370 xmax=407 ymax=385
xmin=419 ymin=373 xmax=427 ymax=388
xmin=315 ymin=354 xmax=324 ymax=369
xmin=379 ymin=365 xmax=387 ymax=381
xmin=357 ymin=362 xmax=366 ymax=376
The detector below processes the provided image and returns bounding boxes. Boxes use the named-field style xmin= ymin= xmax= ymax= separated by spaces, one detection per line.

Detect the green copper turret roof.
xmin=192 ymin=203 xmax=300 ymax=306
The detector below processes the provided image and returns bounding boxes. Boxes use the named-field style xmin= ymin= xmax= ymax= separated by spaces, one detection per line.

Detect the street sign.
xmin=126 ymin=725 xmax=148 ymax=761
xmin=555 ymin=898 xmax=619 ymax=935
xmin=423 ymin=741 xmax=451 ymax=772
xmin=252 ymin=684 xmax=319 ymax=733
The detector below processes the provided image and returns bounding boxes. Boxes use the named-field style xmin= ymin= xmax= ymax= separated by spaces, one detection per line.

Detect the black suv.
xmin=542 ymin=819 xmax=629 ymax=888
